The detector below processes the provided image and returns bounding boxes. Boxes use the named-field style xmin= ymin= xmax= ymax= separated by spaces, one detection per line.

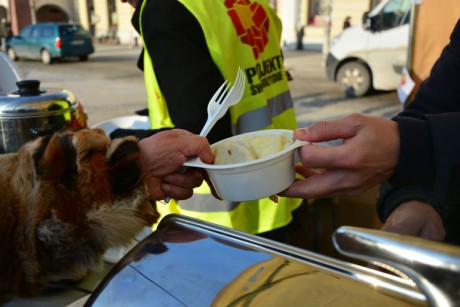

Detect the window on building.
xmin=87 ymin=0 xmax=95 ymax=36
xmin=308 ymin=0 xmax=329 ymax=26
xmin=107 ymin=0 xmax=117 ymax=39
xmin=370 ymin=0 xmax=384 ymax=9
xmin=108 ymin=0 xmax=117 ymax=26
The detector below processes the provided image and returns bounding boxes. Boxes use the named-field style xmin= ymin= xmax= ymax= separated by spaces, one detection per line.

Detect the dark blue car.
xmin=6 ymin=23 xmax=94 ymax=64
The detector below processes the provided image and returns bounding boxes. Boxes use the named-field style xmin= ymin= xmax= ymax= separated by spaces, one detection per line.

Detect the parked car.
xmin=326 ymin=0 xmax=411 ymax=97
xmin=6 ymin=22 xmax=94 ymax=65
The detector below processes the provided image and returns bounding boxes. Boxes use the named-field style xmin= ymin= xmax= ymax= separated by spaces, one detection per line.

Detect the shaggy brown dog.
xmin=0 ymin=128 xmax=159 ymax=303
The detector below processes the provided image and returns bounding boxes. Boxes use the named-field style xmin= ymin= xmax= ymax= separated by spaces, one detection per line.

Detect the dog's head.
xmin=15 ymin=128 xmax=158 ymax=283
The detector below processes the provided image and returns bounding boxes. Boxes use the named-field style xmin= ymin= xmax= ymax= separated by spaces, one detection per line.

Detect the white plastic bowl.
xmin=184 ymin=129 xmax=307 ymax=202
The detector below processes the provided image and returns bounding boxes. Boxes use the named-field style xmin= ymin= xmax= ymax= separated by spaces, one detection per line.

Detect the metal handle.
xmin=333 ymin=226 xmax=460 ymax=307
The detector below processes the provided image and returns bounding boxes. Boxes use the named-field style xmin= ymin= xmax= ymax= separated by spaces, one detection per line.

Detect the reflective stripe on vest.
xmin=232 ymin=91 xmax=294 ymax=134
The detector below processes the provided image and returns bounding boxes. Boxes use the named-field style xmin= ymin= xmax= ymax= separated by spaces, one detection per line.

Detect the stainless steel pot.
xmin=0 ymin=79 xmax=87 ymax=153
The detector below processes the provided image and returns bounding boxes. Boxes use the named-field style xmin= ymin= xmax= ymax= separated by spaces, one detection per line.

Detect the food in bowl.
xmin=213 ymin=133 xmax=293 ymax=165
xmin=183 ymin=130 xmax=307 ymax=202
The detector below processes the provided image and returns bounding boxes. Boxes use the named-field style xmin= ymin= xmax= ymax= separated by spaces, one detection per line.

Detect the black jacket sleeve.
xmin=377 ymin=19 xmax=460 ymax=244
xmin=131 ymin=0 xmax=232 ymax=145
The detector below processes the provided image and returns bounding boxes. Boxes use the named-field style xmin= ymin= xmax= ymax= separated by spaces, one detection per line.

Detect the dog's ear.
xmin=105 ymin=136 xmax=160 ymax=226
xmin=31 ymin=130 xmax=108 ymax=222
xmin=38 ymin=129 xmax=109 ymax=187
xmin=40 ymin=129 xmax=158 ymax=226
xmin=37 ymin=132 xmax=78 ymax=186
xmin=4 ymin=129 xmax=159 ymax=300
xmin=106 ymin=136 xmax=141 ymax=198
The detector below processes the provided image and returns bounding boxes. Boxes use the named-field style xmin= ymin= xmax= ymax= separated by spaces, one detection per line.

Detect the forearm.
xmin=380 ymin=20 xmax=460 ymax=223
xmin=379 ymin=113 xmax=460 ymax=243
xmin=391 ymin=116 xmax=435 ymax=186
xmin=387 ymin=113 xmax=460 ymax=198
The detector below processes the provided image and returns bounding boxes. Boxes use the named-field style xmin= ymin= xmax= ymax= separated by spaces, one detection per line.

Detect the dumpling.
xmin=242 ymin=134 xmax=292 ymax=159
xmin=213 ymin=133 xmax=292 ymax=165
xmin=213 ymin=139 xmax=257 ymax=165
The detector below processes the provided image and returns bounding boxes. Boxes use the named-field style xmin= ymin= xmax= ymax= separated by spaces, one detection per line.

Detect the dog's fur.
xmin=0 ymin=128 xmax=159 ymax=302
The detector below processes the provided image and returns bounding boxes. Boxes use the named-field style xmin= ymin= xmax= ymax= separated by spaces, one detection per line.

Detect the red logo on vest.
xmin=225 ymin=0 xmax=270 ymax=60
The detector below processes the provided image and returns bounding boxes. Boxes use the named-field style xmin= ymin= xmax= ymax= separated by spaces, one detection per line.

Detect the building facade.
xmin=0 ymin=0 xmax=382 ymax=48
xmin=1 ymin=0 xmax=137 ymax=45
xmin=274 ymin=0 xmax=383 ymax=49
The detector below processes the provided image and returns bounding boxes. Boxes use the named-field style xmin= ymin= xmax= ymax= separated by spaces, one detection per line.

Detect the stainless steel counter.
xmin=86 ymin=215 xmax=428 ymax=306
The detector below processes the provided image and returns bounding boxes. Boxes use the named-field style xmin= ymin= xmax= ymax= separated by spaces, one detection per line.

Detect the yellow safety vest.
xmin=140 ymin=0 xmax=302 ymax=234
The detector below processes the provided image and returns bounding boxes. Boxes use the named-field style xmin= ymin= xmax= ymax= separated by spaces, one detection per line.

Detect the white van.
xmin=325 ymin=0 xmax=411 ymax=97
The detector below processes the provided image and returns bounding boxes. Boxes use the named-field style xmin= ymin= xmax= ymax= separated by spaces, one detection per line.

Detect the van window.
xmin=381 ymin=0 xmax=411 ymax=30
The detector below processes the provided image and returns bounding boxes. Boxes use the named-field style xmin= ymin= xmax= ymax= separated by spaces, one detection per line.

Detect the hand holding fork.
xmin=163 ymin=67 xmax=246 ymax=203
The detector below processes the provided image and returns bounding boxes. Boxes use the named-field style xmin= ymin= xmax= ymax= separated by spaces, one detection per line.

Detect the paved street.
xmin=13 ymin=44 xmax=148 ymax=126
xmin=13 ymin=43 xmax=401 ymax=128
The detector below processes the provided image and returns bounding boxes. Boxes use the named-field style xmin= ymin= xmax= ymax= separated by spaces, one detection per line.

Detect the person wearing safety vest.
xmin=121 ymin=0 xmax=305 ymax=242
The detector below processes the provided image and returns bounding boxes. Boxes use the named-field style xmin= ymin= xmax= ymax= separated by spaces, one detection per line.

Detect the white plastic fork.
xmin=199 ymin=80 xmax=231 ymax=135
xmin=163 ymin=67 xmax=246 ymax=203
xmin=199 ymin=67 xmax=246 ymax=137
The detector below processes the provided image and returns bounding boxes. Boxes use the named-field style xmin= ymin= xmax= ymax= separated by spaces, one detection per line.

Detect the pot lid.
xmin=0 ymin=80 xmax=78 ymax=118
